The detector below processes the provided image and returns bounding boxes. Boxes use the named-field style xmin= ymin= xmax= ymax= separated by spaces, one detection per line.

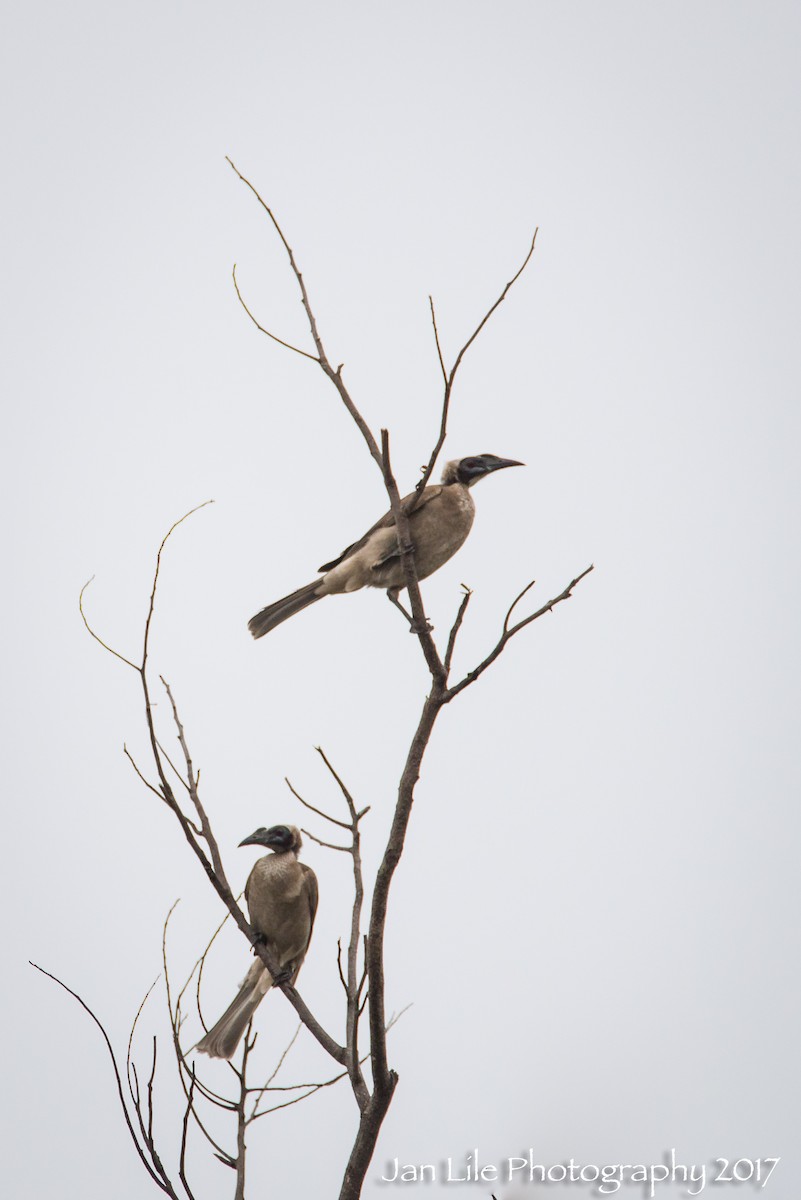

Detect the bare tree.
xmin=34 ymin=164 xmax=593 ymax=1199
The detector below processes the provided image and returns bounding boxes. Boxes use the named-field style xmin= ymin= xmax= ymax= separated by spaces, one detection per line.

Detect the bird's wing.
xmin=318 ymin=485 xmax=445 ymax=571
xmin=300 ymin=863 xmax=319 ymax=945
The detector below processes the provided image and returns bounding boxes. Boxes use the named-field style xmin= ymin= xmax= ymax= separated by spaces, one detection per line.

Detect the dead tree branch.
xmin=445 ymin=564 xmax=595 ymax=701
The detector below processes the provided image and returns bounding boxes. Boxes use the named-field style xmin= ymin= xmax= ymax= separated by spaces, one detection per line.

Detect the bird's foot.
xmin=250 ymin=932 xmax=267 ymax=953
xmin=386 ymin=589 xmax=432 ymax=634
xmin=271 ymin=968 xmax=293 ymax=988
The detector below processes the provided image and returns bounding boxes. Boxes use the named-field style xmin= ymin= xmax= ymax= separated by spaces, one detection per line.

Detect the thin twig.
xmin=417 ymin=230 xmax=538 ymax=497
xmin=227 ymin=156 xmax=383 ymax=468
xmin=232 ymin=263 xmax=317 ymax=362
xmin=161 ymin=676 xmax=230 ymax=888
xmin=30 ymin=964 xmax=179 ymax=1198
xmin=178 ymin=1069 xmax=197 ymax=1199
xmin=247 ymin=1024 xmax=302 ymax=1120
xmin=286 ymin=777 xmax=351 ymax=831
xmin=443 ymin=586 xmax=473 ymax=675
xmin=315 ymin=747 xmax=358 ymax=816
xmin=428 ymin=296 xmax=448 ymax=386
xmin=79 ymin=577 xmax=138 ymax=671
xmin=302 ymin=827 xmax=350 ymax=853
xmin=446 ymin=565 xmax=595 ymax=701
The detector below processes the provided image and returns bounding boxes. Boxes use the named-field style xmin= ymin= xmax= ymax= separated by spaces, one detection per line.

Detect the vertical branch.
xmin=315 ymin=748 xmax=371 ymax=1110
xmin=338 ymin=686 xmax=444 ymax=1200
xmin=291 ymin=751 xmax=372 ymax=1112
xmin=233 ymin=1030 xmax=253 ymax=1200
xmin=379 ymin=429 xmax=445 ymax=683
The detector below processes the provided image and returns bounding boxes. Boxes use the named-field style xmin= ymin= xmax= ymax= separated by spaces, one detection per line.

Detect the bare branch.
xmin=315 ymin=747 xmax=359 ymax=819
xmin=126 ymin=976 xmax=160 ymax=1125
xmin=142 ymin=502 xmax=214 ymax=674
xmin=428 ymin=296 xmax=448 ymax=386
xmin=178 ymin=1068 xmax=197 ymax=1199
xmin=446 ymin=565 xmax=595 ymax=701
xmin=250 ymin=1003 xmax=411 ymax=1124
xmin=30 ymin=963 xmax=179 ymax=1198
xmin=146 ymin=1036 xmax=158 ymax=1147
xmin=337 ymin=941 xmax=348 ymax=994
xmin=247 ymin=1024 xmax=302 ymax=1121
xmin=175 ymin=905 xmax=236 ymax=1021
xmin=231 ymin=263 xmax=318 ymax=362
xmin=448 ymin=230 xmax=538 ymax=389
xmin=285 ymin=776 xmax=351 ymax=831
xmin=233 ymin=1029 xmax=251 ymax=1200
xmin=227 ymin=157 xmax=384 ymax=469
xmin=302 ymin=827 xmax=350 ymax=853
xmin=385 ymin=1004 xmax=413 ymax=1033
xmin=123 ymin=745 xmax=171 ymax=806
xmin=443 ymin=585 xmax=473 ymax=675
xmin=161 ymin=677 xmax=231 ymax=889
xmin=79 ymin=577 xmax=139 ymax=671
xmin=417 ymin=229 xmax=538 ymax=496
xmin=155 ymin=740 xmax=193 ymax=796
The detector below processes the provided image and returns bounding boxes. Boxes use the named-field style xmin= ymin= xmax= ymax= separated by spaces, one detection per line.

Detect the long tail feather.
xmin=248 ymin=579 xmax=323 ymax=639
xmin=195 ymin=962 xmax=272 ymax=1060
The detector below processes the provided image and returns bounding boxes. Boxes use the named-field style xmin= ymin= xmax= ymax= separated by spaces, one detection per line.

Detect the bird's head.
xmin=239 ymin=824 xmax=302 ymax=854
xmin=442 ymin=454 xmax=524 ymax=487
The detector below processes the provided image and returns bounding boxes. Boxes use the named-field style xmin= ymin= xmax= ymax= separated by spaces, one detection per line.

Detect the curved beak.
xmin=489 ymin=457 xmax=524 ymax=471
xmin=239 ymin=828 xmax=269 ymax=849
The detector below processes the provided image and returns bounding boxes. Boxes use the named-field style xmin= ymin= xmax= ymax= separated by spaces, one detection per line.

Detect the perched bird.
xmin=248 ymin=453 xmax=523 ymax=638
xmin=196 ymin=824 xmax=317 ymax=1060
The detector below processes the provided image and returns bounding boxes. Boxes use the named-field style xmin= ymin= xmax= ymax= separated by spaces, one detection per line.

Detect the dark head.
xmin=442 ymin=454 xmax=524 ymax=487
xmin=239 ymin=824 xmax=302 ymax=854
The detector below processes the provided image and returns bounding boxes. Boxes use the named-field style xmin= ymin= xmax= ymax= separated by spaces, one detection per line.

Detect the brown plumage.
xmin=248 ymin=453 xmax=523 ymax=638
xmin=196 ymin=825 xmax=317 ymax=1060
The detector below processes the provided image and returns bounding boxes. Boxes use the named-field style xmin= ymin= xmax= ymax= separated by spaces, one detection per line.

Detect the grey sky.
xmin=3 ymin=2 xmax=800 ymax=1198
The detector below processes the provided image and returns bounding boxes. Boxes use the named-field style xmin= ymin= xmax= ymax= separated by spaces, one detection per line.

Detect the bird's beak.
xmin=239 ymin=830 xmax=267 ymax=849
xmin=487 ymin=457 xmax=524 ymax=472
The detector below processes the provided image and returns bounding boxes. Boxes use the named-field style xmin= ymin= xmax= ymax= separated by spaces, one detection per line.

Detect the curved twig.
xmin=30 ymin=963 xmax=179 ymax=1198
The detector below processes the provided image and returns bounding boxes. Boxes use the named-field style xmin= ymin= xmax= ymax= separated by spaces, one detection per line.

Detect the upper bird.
xmin=248 ymin=453 xmax=523 ymax=639
xmin=196 ymin=824 xmax=318 ymax=1060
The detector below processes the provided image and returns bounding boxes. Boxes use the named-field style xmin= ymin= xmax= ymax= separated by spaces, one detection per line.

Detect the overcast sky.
xmin=3 ymin=2 xmax=800 ymax=1198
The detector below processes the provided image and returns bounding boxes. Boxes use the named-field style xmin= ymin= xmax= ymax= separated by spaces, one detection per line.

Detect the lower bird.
xmin=196 ymin=824 xmax=318 ymax=1060
xmin=248 ymin=453 xmax=523 ymax=638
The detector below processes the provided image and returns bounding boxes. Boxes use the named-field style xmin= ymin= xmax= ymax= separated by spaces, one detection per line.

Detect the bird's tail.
xmin=195 ymin=961 xmax=272 ymax=1060
xmin=248 ymin=579 xmax=324 ymax=639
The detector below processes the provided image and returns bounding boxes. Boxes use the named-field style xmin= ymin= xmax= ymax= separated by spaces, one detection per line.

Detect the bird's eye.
xmin=270 ymin=825 xmax=290 ymax=839
xmin=461 ymin=458 xmax=481 ymax=470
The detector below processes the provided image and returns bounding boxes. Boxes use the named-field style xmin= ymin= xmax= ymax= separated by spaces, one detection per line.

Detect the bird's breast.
xmin=410 ymin=485 xmax=475 ymax=580
xmin=246 ymin=855 xmax=312 ymax=963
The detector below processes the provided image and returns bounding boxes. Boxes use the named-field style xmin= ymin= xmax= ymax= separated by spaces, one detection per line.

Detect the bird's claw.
xmin=409 ymin=620 xmax=434 ymax=635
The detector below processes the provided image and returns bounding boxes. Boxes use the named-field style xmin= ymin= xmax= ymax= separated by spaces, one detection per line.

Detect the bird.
xmin=248 ymin=453 xmax=523 ymax=638
xmin=195 ymin=824 xmax=318 ymax=1060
